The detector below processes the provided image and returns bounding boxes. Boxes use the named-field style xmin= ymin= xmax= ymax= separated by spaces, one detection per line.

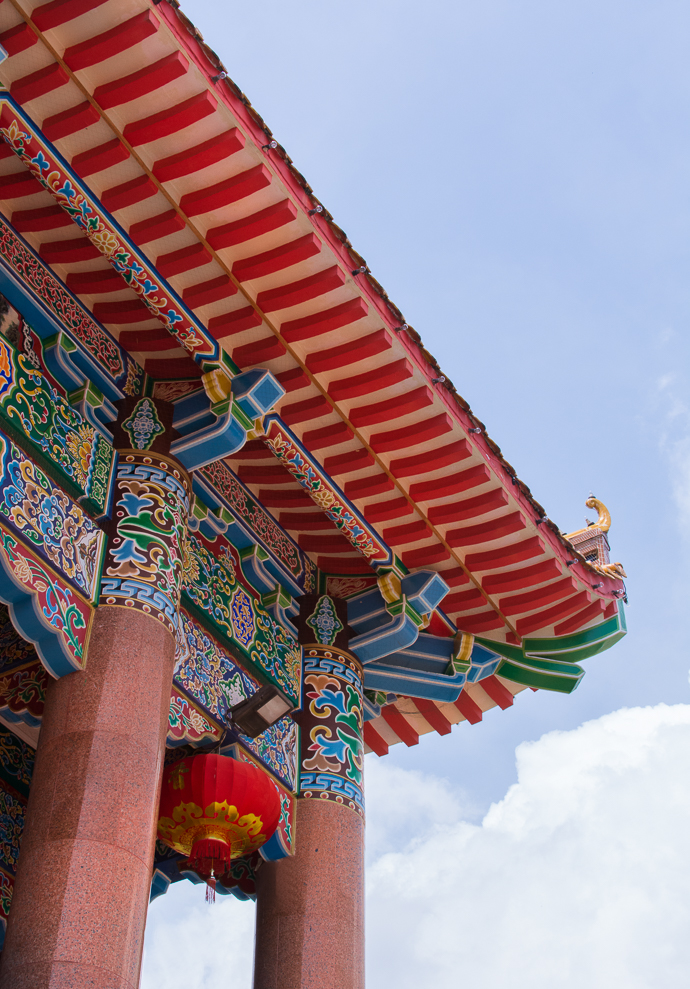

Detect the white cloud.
xmin=367 ymin=703 xmax=690 ymax=989
xmin=141 ymin=881 xmax=255 ymax=989
xmin=142 ymin=704 xmax=690 ymax=989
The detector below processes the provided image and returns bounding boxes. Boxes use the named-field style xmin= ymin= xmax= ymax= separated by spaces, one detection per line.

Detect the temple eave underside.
xmin=0 ymin=1 xmax=628 ymax=985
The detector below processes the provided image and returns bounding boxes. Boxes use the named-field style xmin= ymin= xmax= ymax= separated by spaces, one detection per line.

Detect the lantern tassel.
xmin=206 ymin=874 xmax=216 ymax=905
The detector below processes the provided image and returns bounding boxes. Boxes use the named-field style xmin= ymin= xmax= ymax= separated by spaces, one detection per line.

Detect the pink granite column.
xmin=0 ymin=608 xmax=175 ymax=989
xmin=0 ymin=399 xmax=190 ymax=989
xmin=253 ymin=798 xmax=364 ymax=989
xmin=254 ymin=595 xmax=365 ymax=989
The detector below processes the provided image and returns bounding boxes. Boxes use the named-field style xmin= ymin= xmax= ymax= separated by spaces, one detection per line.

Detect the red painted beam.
xmin=454 ymin=690 xmax=482 ymax=724
xmin=480 ymin=675 xmax=514 ymax=710
xmin=33 ymin=0 xmax=109 ymax=31
xmin=154 ymin=129 xmax=245 ymax=183
xmin=413 ymin=699 xmax=452 ymax=736
xmin=363 ymin=721 xmax=389 ymax=757
xmin=40 ymin=238 xmax=100 ymax=264
xmin=370 ymin=413 xmax=453 ymax=455
xmin=145 ymin=357 xmax=201 ymax=379
xmin=482 ymin=559 xmax=561 ymax=594
xmin=67 ymin=268 xmax=123 ymax=295
xmin=281 ymin=297 xmax=368 ymax=344
xmin=443 ymin=588 xmax=485 ymax=610
xmin=92 ymin=299 xmax=153 ymax=324
xmin=350 ymin=385 xmax=433 ymax=429
xmin=12 ymin=206 xmax=72 ymax=232
xmin=258 ymin=489 xmax=314 ymax=508
xmin=278 ymin=513 xmax=333 ymax=530
xmin=232 ymin=233 xmax=321 ymax=283
xmin=258 ymin=266 xmax=346 ymax=314
xmin=183 ymin=275 xmax=237 ymax=309
xmin=63 ymin=10 xmax=159 ymax=71
xmin=118 ymin=328 xmax=175 ymax=352
xmin=344 ymin=474 xmax=395 ymax=500
xmin=329 ymin=358 xmax=413 ymax=402
xmin=390 ymin=437 xmax=470 ymax=477
xmin=280 ymin=395 xmax=331 ymax=426
xmin=130 ymin=210 xmax=186 ymax=246
xmin=410 ymin=464 xmax=490 ymax=502
xmin=275 ymin=367 xmax=309 ymax=393
xmin=2 ymin=171 xmax=42 ymax=199
xmin=0 ymin=23 xmax=38 ymax=57
xmin=235 ymin=439 xmax=272 ymax=459
xmin=239 ymin=464 xmax=291 ymax=485
xmin=323 ymin=448 xmax=374 ymax=475
xmin=516 ymin=591 xmax=589 ymax=636
xmin=232 ymin=335 xmax=286 ymax=367
xmin=381 ymin=706 xmax=419 ymax=747
xmin=455 ymin=611 xmax=505 ymax=633
xmin=401 ymin=543 xmax=451 ymax=568
xmin=101 ymin=175 xmax=157 ymax=212
xmin=466 ymin=537 xmax=544 ymax=572
xmin=429 ymin=489 xmax=508 ymax=526
xmin=554 ymin=601 xmax=605 ymax=636
xmin=42 ymin=101 xmax=100 ymax=142
xmin=298 ymin=534 xmax=354 ymax=554
xmin=208 ymin=307 xmax=262 ymax=338
xmin=156 ymin=242 xmax=212 ymax=278
xmin=363 ymin=497 xmax=412 ymax=523
xmin=306 ymin=328 xmax=391 ymax=374
xmin=95 ymin=52 xmax=189 ymax=110
xmin=11 ymin=63 xmax=69 ymax=104
xmin=124 ymin=91 xmax=217 ymax=146
xmin=180 ymin=164 xmax=271 ymax=217
xmin=444 ymin=569 xmax=471 ymax=587
xmin=446 ymin=513 xmax=525 ymax=548
xmin=316 ymin=556 xmax=373 ymax=575
xmin=72 ymin=139 xmax=129 ymax=178
xmin=302 ymin=421 xmax=352 ymax=451
xmin=208 ymin=200 xmax=297 ymax=251
xmin=500 ymin=576 xmax=577 ymax=616
xmin=383 ymin=519 xmax=431 ymax=546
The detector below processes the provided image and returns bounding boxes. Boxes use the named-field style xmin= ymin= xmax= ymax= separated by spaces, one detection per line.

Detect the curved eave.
xmin=0 ymin=0 xmax=625 ymax=644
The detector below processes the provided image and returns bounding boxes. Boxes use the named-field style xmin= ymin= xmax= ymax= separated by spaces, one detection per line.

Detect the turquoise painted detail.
xmin=306 ymin=595 xmax=343 ymax=646
xmin=121 ymin=399 xmax=164 ymax=451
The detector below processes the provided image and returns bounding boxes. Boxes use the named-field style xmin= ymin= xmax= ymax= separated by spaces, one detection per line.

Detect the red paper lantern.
xmin=157 ymin=754 xmax=281 ymax=888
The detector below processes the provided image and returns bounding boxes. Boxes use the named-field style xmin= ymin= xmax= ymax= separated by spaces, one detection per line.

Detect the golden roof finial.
xmin=584 ymin=496 xmax=611 ymax=533
xmin=565 ymin=496 xmax=612 ymax=540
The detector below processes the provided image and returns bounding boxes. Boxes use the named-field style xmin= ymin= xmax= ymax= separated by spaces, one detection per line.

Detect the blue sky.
xmin=142 ymin=1 xmax=690 ymax=984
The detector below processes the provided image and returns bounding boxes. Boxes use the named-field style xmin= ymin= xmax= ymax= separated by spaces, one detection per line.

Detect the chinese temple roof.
xmin=0 ymin=0 xmax=627 ymax=754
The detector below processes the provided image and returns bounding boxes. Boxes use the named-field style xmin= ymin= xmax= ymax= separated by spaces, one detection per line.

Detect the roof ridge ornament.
xmin=565 ymin=496 xmax=612 ymax=540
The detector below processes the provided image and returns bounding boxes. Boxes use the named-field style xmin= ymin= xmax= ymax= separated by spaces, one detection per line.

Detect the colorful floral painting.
xmin=100 ymin=454 xmax=190 ymax=635
xmin=0 ymin=524 xmax=91 ymax=674
xmin=0 ymin=215 xmax=141 ymax=389
xmin=167 ymin=689 xmax=222 ymax=746
xmin=201 ymin=459 xmax=306 ymax=583
xmin=299 ymin=648 xmax=365 ymax=818
xmin=0 ymin=104 xmax=219 ymax=362
xmin=0 ymin=334 xmax=114 ymax=516
xmin=183 ymin=535 xmax=301 ymax=704
xmin=0 ymin=430 xmax=105 ymax=600
xmin=174 ymin=610 xmax=298 ymax=789
xmin=263 ymin=416 xmax=390 ymax=565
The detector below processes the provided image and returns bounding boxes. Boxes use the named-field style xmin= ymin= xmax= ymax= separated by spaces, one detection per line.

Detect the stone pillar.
xmin=254 ymin=595 xmax=365 ymax=989
xmin=0 ymin=398 xmax=190 ymax=989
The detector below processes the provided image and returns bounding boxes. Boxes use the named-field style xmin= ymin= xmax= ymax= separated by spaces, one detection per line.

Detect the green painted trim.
xmin=479 ymin=605 xmax=627 ymax=694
